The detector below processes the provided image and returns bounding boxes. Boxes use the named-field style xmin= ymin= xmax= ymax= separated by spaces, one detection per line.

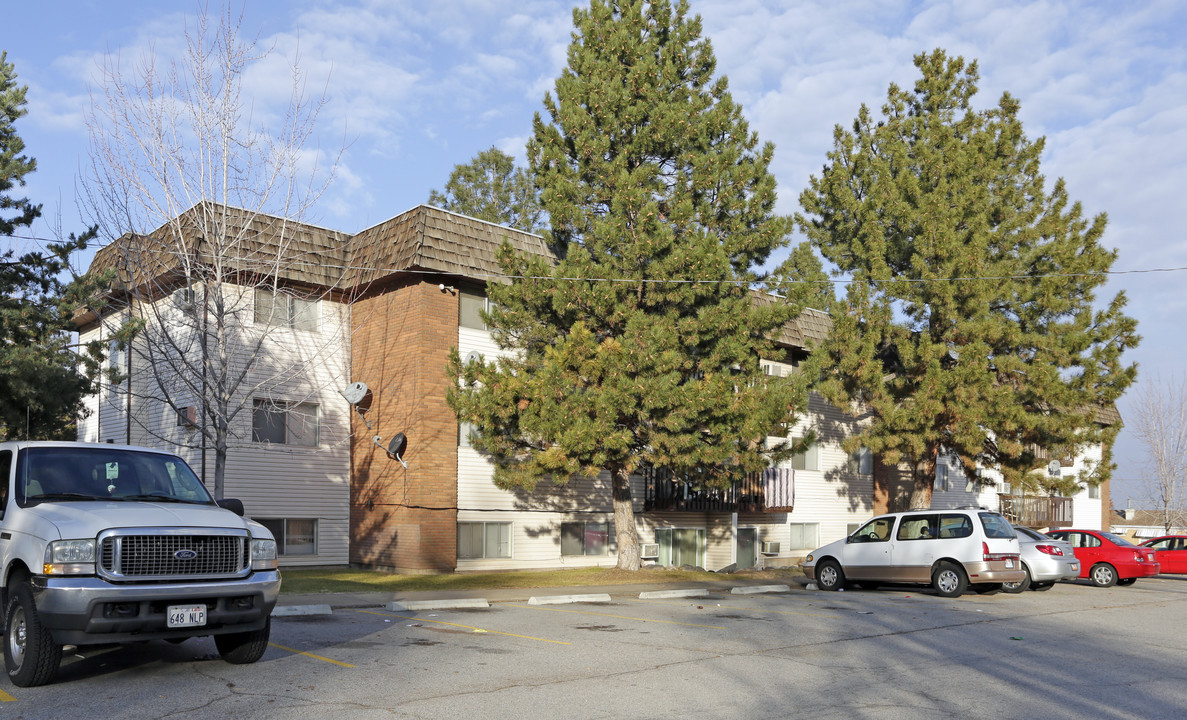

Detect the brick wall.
xmin=349 ymin=279 xmax=459 ymax=571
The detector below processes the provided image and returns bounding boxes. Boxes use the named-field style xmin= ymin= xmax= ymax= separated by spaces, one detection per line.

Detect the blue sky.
xmin=5 ymin=0 xmax=1186 ymax=507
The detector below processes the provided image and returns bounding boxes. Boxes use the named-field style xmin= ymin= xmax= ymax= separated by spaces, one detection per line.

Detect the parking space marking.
xmin=510 ymin=604 xmax=726 ymax=629
xmin=268 ymin=643 xmax=356 ymax=667
xmin=632 ymin=598 xmax=837 ymax=618
xmin=360 ymin=610 xmax=572 ymax=645
xmin=0 ymin=688 xmax=14 ymax=702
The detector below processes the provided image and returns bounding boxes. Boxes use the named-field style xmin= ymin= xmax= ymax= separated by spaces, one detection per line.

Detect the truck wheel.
xmin=4 ymin=583 xmax=63 ymax=687
xmin=215 ymin=617 xmax=271 ymax=664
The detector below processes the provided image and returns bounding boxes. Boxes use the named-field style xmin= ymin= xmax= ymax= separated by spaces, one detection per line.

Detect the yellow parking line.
xmin=360 ymin=610 xmax=571 ymax=646
xmin=268 ymin=643 xmax=356 ymax=667
xmin=510 ymin=604 xmax=726 ymax=629
xmin=0 ymin=688 xmax=14 ymax=702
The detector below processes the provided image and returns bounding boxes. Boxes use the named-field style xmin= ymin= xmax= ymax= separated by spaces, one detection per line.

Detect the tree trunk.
xmin=909 ymin=455 xmax=936 ymax=510
xmin=612 ymin=465 xmax=641 ymax=571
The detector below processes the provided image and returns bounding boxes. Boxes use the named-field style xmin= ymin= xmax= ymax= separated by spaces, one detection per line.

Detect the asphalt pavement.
xmin=275 ymin=574 xmax=812 ymax=612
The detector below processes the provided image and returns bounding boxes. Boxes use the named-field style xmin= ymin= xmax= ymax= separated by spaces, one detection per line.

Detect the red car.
xmin=1045 ymin=529 xmax=1160 ymax=587
xmin=1140 ymin=535 xmax=1187 ymax=574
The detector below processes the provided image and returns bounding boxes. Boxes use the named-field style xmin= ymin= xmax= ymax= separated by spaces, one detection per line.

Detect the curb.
xmin=272 ymin=604 xmax=333 ymax=617
xmin=729 ymin=584 xmax=791 ymax=595
xmin=386 ymin=599 xmax=490 ymax=611
xmin=638 ymin=588 xmax=709 ymax=599
xmin=528 ymin=593 xmax=612 ymax=605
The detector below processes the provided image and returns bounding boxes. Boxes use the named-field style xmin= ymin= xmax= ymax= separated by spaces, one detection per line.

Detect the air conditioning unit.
xmin=760 ymin=541 xmax=780 ymax=555
xmin=177 ymin=406 xmax=198 ymax=428
xmin=640 ymin=543 xmax=660 ymax=559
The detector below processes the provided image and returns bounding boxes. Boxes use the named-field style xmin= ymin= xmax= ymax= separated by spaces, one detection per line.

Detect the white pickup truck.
xmin=0 ymin=441 xmax=281 ymax=687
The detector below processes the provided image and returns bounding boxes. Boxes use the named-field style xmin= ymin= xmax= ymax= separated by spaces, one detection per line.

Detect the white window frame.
xmin=791 ymin=437 xmax=820 ymax=472
xmin=254 ymin=288 xmax=320 ymax=332
xmin=788 ymin=522 xmax=819 ymax=550
xmin=252 ymin=399 xmax=320 ymax=447
xmin=458 ymin=521 xmax=512 ymax=559
xmin=848 ymin=447 xmax=872 ymax=475
xmin=934 ymin=463 xmax=949 ymax=492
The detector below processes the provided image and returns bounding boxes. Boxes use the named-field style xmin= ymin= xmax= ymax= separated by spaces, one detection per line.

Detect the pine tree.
xmin=0 ymin=52 xmax=112 ymax=440
xmin=448 ymin=0 xmax=804 ymax=570
xmin=428 ymin=146 xmax=545 ymax=233
xmin=797 ymin=49 xmax=1139 ymax=507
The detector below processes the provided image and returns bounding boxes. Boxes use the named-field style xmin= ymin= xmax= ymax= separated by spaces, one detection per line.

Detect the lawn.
xmin=279 ymin=565 xmax=804 ymax=595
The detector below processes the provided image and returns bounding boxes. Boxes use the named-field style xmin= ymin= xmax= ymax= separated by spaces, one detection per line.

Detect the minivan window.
xmin=938 ymin=513 xmax=974 ymax=539
xmin=978 ymin=512 xmax=1016 ymax=539
xmin=851 ymin=517 xmax=893 ymax=543
xmin=897 ymin=515 xmax=936 ymax=541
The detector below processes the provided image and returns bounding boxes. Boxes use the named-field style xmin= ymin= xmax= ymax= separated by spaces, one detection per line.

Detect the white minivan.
xmin=800 ymin=508 xmax=1025 ymax=597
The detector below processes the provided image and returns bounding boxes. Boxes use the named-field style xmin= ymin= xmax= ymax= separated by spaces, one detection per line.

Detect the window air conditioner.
xmin=760 ymin=541 xmax=780 ymax=555
xmin=640 ymin=543 xmax=660 ymax=559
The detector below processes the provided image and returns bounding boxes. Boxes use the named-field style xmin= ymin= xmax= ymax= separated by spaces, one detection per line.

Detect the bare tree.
xmin=1129 ymin=373 xmax=1187 ymax=532
xmin=82 ymin=5 xmax=344 ymax=498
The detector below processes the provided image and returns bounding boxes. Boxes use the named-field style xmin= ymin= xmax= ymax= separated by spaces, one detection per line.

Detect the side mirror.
xmin=217 ymin=498 xmax=245 ymax=517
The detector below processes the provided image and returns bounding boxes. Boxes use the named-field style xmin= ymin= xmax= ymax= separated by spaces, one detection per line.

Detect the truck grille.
xmin=98 ymin=529 xmax=250 ymax=581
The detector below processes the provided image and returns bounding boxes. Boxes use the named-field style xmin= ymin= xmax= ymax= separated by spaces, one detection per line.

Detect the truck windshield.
xmin=17 ymin=447 xmax=216 ymax=507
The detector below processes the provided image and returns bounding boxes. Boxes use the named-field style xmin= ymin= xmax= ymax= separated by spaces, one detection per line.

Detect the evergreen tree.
xmin=796 ymin=50 xmax=1139 ymax=507
xmin=448 ymin=0 xmax=805 ymax=570
xmin=0 ymin=52 xmax=112 ymax=440
xmin=428 ymin=147 xmax=545 ymax=233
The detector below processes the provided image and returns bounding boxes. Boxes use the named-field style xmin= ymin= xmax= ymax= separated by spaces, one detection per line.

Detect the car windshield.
xmin=17 ymin=446 xmax=215 ymax=506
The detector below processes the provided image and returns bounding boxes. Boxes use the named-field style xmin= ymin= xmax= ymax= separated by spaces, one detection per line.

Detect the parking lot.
xmin=5 ymin=577 xmax=1187 ymax=719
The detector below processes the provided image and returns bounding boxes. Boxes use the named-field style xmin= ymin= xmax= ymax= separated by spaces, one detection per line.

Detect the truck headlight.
xmin=251 ymin=538 xmax=278 ymax=571
xmin=44 ymin=539 xmax=97 ymax=575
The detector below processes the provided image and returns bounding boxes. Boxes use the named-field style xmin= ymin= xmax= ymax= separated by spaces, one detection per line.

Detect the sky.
xmin=4 ymin=0 xmax=1185 ymax=509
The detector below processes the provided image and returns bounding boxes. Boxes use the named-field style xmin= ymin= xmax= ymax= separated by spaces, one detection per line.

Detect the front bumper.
xmin=31 ymin=570 xmax=281 ymax=646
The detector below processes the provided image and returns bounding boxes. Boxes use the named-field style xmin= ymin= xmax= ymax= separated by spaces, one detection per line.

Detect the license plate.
xmin=168 ymin=604 xmax=207 ymax=628
xmin=1005 ymin=559 xmax=1015 ymax=569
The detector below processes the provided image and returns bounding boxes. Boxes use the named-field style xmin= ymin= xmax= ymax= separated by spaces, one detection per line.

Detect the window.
xmin=458 ymin=522 xmax=511 ymax=559
xmin=938 ymin=514 xmax=974 ymax=539
xmin=897 ymin=515 xmax=937 ymax=541
xmin=851 ymin=517 xmax=893 ymax=543
xmin=254 ymin=288 xmax=319 ymax=331
xmin=788 ymin=523 xmax=819 ymax=550
xmin=257 ymin=518 xmax=317 ymax=556
xmin=459 ymin=287 xmax=497 ymax=330
xmin=847 ymin=448 xmax=872 ymax=475
xmin=561 ymin=522 xmax=609 ymax=556
xmin=934 ymin=464 xmax=949 ymax=492
xmin=0 ymin=450 xmax=10 ymax=519
xmin=252 ymin=399 xmax=319 ymax=446
xmin=1088 ymin=484 xmax=1100 ymax=499
xmin=790 ymin=438 xmax=819 ymax=472
xmin=978 ymin=512 xmax=1016 ymax=539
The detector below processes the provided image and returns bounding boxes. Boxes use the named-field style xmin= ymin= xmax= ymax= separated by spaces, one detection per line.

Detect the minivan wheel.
xmin=932 ymin=562 xmax=968 ymax=598
xmin=816 ymin=560 xmax=845 ymax=591
xmin=4 ymin=583 xmax=62 ymax=688
xmin=1003 ymin=567 xmax=1032 ymax=594
xmin=1089 ymin=563 xmax=1118 ymax=588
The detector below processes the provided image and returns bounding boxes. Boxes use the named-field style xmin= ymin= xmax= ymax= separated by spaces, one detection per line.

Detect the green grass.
xmin=278 ymin=565 xmax=804 ymax=595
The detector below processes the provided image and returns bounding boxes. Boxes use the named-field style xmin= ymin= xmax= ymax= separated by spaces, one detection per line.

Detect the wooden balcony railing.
xmin=998 ymin=494 xmax=1073 ymax=528
xmin=642 ymin=466 xmax=794 ymax=513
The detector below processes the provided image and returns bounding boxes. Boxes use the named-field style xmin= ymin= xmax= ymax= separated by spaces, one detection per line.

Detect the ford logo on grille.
xmin=174 ymin=549 xmax=199 ymax=560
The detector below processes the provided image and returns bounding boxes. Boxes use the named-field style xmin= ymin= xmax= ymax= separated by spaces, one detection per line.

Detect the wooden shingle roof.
xmin=343 ymin=205 xmax=556 ymax=289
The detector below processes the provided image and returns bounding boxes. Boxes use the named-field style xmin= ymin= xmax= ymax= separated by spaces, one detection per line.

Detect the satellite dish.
xmin=1047 ymin=460 xmax=1062 ymax=477
xmin=465 ymin=351 xmax=481 ymax=365
xmin=387 ymin=432 xmax=407 ymax=457
xmin=341 ymin=382 xmax=369 ymax=405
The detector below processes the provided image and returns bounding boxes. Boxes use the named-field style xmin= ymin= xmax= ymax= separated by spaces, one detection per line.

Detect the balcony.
xmin=998 ymin=494 xmax=1073 ymax=529
xmin=642 ymin=466 xmax=793 ymax=513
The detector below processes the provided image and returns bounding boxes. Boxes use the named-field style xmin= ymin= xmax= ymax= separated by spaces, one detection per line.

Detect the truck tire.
xmin=5 ymin=582 xmax=63 ymax=687
xmin=215 ymin=617 xmax=271 ymax=664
